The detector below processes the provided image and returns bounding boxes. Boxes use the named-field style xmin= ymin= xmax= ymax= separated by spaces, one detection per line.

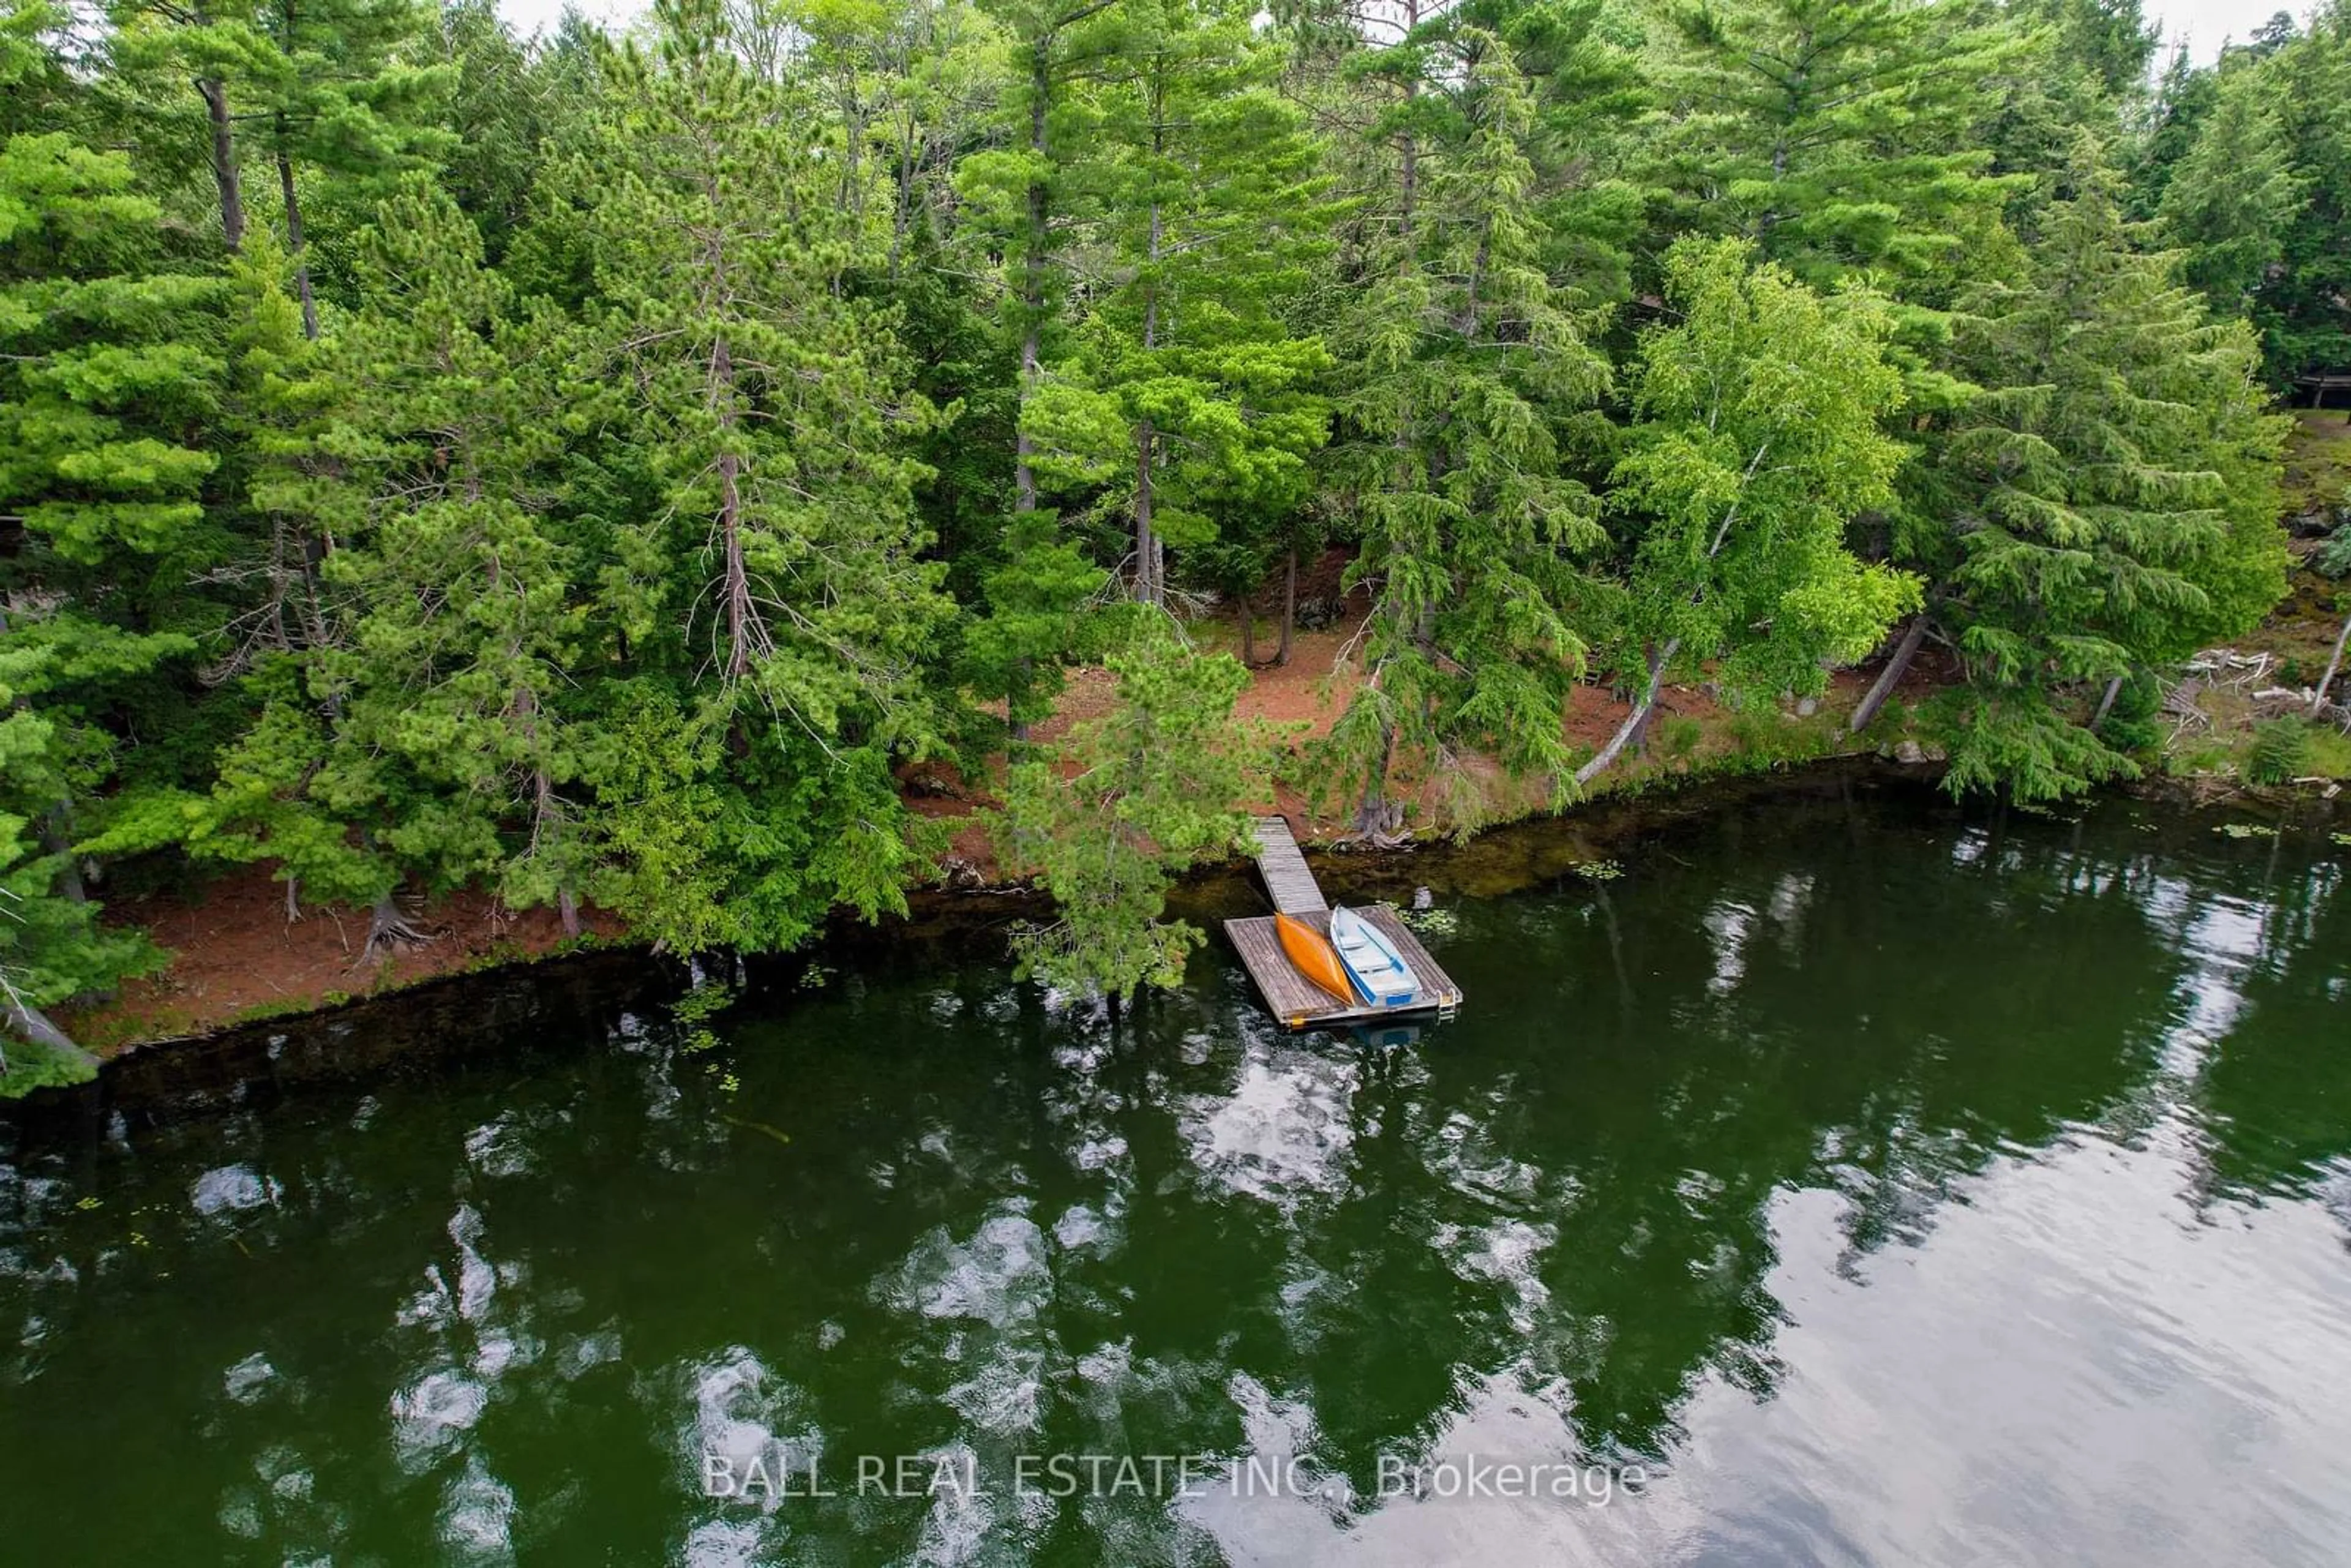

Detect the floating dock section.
xmin=1224 ymin=817 xmax=1463 ymax=1030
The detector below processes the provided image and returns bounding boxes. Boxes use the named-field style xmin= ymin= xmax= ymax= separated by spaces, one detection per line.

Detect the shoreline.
xmin=9 ymin=756 xmax=2345 ymax=1128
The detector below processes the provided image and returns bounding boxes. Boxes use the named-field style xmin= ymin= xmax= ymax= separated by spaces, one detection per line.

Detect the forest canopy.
xmin=1 ymin=0 xmax=2338 ymax=1055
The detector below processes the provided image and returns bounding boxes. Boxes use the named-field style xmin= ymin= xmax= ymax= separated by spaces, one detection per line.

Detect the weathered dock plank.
xmin=1253 ymin=816 xmax=1326 ymax=915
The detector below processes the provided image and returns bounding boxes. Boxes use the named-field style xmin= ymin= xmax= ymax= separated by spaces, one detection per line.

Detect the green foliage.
xmin=1920 ymin=158 xmax=2289 ymax=801
xmin=1021 ymin=0 xmax=1336 ymax=602
xmin=2247 ymin=3 xmax=2351 ymax=384
xmin=1646 ymin=0 xmax=2026 ymax=302
xmin=2157 ymin=61 xmax=2306 ymax=320
xmin=0 ymin=0 xmax=2330 ymax=1046
xmin=0 ymin=35 xmax=211 ymax=1055
xmin=1612 ymin=238 xmax=1916 ymax=697
xmin=2246 ymin=716 xmax=2315 ymax=784
xmin=994 ymin=616 xmax=1261 ymax=1001
xmin=2098 ymin=668 xmax=2166 ymax=754
xmin=1317 ymin=11 xmax=1616 ymax=829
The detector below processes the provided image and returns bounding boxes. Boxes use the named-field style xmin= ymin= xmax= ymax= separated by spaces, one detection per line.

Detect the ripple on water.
xmin=885 ymin=1210 xmax=1052 ymax=1332
xmin=390 ymin=1369 xmax=489 ymax=1471
xmin=680 ymin=1345 xmax=820 ymax=1511
xmin=438 ymin=1451 xmax=516 ymax=1566
xmin=190 ymin=1164 xmax=276 ymax=1217
xmin=1179 ymin=1045 xmax=1358 ymax=1210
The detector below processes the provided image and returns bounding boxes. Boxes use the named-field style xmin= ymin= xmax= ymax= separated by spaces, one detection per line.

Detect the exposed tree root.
xmin=359 ymin=892 xmax=433 ymax=966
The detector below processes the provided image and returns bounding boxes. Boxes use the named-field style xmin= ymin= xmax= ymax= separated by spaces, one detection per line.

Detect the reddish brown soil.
xmin=59 ymin=593 xmax=1933 ymax=1055
xmin=62 ymin=874 xmax=624 ymax=1052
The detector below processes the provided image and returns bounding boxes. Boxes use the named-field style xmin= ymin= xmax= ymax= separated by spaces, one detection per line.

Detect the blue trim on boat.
xmin=1329 ymin=906 xmax=1421 ymax=1008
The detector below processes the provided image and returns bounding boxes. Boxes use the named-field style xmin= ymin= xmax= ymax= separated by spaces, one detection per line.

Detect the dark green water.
xmin=5 ymin=785 xmax=2350 ymax=1566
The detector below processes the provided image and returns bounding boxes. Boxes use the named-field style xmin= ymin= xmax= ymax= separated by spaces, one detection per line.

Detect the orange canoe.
xmin=1276 ymin=912 xmax=1353 ymax=1003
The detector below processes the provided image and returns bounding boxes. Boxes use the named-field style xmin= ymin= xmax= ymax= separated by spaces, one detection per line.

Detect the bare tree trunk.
xmin=1279 ymin=547 xmax=1295 ymax=666
xmin=1135 ymin=422 xmax=1158 ymax=606
xmin=1578 ymin=443 xmax=1768 ymax=786
xmin=1133 ymin=92 xmax=1168 ymax=606
xmin=719 ymin=454 xmax=750 ymax=679
xmin=1014 ymin=39 xmax=1049 ymax=519
xmin=1575 ymin=639 xmax=1678 ymax=787
xmin=2 ymin=992 xmax=97 ymax=1075
xmin=274 ymin=137 xmax=317 ymax=340
xmin=40 ymin=808 xmax=83 ymax=904
xmin=2091 ymin=674 xmax=2125 ymax=730
xmin=1354 ymin=718 xmax=1398 ymax=837
xmin=1003 ymin=39 xmax=1057 ymax=742
xmin=709 ymin=333 xmax=757 ymax=681
xmin=200 ymin=77 xmax=245 ymax=253
xmin=1850 ymin=614 xmax=1928 ymax=734
xmin=558 ymin=887 xmax=582 ymax=939
xmin=2314 ymin=610 xmax=2351 ymax=718
xmin=1397 ymin=0 xmax=1419 ymax=246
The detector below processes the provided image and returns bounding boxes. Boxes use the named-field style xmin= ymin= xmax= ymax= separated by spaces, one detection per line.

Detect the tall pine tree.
xmin=0 ymin=7 xmax=217 ymax=1067
xmin=557 ymin=0 xmax=954 ymax=953
xmin=1917 ymin=160 xmax=2288 ymax=801
xmin=1318 ymin=10 xmax=1614 ymax=835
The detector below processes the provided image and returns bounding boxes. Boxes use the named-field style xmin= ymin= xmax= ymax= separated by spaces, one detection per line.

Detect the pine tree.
xmin=1318 ymin=12 xmax=1613 ymax=834
xmin=1019 ymin=0 xmax=1334 ymax=605
xmin=556 ymin=0 xmax=954 ymax=953
xmin=1576 ymin=236 xmax=1916 ymax=784
xmin=994 ymin=613 xmax=1261 ymax=1003
xmin=1646 ymin=0 xmax=2024 ymax=301
xmin=953 ymin=0 xmax=1121 ymax=738
xmin=2126 ymin=44 xmax=2218 ymax=218
xmin=287 ymin=177 xmax=588 ymax=939
xmin=2158 ymin=61 xmax=2306 ymax=321
xmin=1921 ymin=160 xmax=2289 ymax=801
xmin=0 ymin=21 xmax=218 ymax=1070
xmin=2251 ymin=2 xmax=2351 ymax=384
xmin=109 ymin=0 xmax=450 ymax=328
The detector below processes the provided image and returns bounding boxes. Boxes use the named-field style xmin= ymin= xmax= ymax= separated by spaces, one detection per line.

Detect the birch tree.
xmin=1578 ymin=236 xmax=1915 ymax=786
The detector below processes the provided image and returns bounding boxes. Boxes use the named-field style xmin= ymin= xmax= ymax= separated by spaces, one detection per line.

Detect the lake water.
xmin=4 ymin=783 xmax=2349 ymax=1566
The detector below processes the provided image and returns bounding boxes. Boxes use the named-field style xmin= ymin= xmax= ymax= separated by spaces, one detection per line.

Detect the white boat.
xmin=1329 ymin=906 xmax=1420 ymax=1008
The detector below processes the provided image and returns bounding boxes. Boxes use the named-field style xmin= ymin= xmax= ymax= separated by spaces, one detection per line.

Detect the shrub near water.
xmin=2247 ymin=718 xmax=2316 ymax=784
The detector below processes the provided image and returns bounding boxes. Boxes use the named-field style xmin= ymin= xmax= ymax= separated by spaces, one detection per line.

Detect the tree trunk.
xmin=719 ymin=451 xmax=750 ymax=679
xmin=2091 ymin=674 xmax=2125 ymax=730
xmin=1134 ymin=97 xmax=1168 ymax=605
xmin=1354 ymin=718 xmax=1398 ymax=836
xmin=362 ymin=891 xmax=429 ymax=964
xmin=1397 ymin=0 xmax=1419 ymax=246
xmin=1279 ymin=547 xmax=1295 ymax=666
xmin=710 ymin=333 xmax=756 ymax=681
xmin=1849 ymin=614 xmax=1928 ymax=734
xmin=1575 ymin=639 xmax=1678 ymax=787
xmin=274 ymin=137 xmax=317 ymax=340
xmin=1014 ymin=38 xmax=1050 ymax=518
xmin=2313 ymin=610 xmax=2351 ymax=718
xmin=200 ymin=77 xmax=245 ymax=253
xmin=1003 ymin=36 xmax=1056 ymax=745
xmin=40 ymin=808 xmax=83 ymax=904
xmin=1580 ymin=442 xmax=1768 ymax=784
xmin=1 ymin=992 xmax=97 ymax=1075
xmin=1135 ymin=421 xmax=1158 ymax=606
xmin=558 ymin=887 xmax=582 ymax=939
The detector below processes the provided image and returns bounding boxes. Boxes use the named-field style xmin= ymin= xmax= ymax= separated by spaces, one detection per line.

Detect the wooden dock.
xmin=1225 ymin=817 xmax=1463 ymax=1030
xmin=1253 ymin=814 xmax=1326 ymax=915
